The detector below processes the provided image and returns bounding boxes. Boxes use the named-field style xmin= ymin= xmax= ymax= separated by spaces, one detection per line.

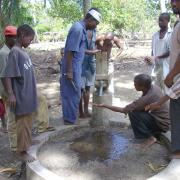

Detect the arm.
xmin=114 ymin=36 xmax=123 ymax=58
xmin=93 ymin=103 xmax=125 ymax=113
xmin=164 ymin=53 xmax=180 ymax=87
xmin=123 ymin=92 xmax=153 ymax=113
xmin=65 ymin=23 xmax=84 ymax=80
xmin=146 ymin=77 xmax=180 ymax=111
xmin=145 ymin=95 xmax=170 ymax=111
xmin=85 ymin=49 xmax=100 ymax=55
xmin=66 ymin=51 xmax=74 ymax=80
xmin=2 ymin=77 xmax=16 ymax=109
xmin=156 ymin=51 xmax=170 ymax=59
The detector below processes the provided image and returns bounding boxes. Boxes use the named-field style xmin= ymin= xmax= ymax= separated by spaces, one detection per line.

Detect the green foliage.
xmin=0 ymin=0 xmax=33 ymax=27
xmin=92 ymin=0 xmax=155 ymax=35
xmin=0 ymin=0 xmax=33 ymax=43
xmin=0 ymin=0 xmax=175 ymax=42
xmin=49 ymin=0 xmax=83 ymax=23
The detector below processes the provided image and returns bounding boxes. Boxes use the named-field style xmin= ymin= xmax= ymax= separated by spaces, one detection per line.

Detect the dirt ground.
xmin=0 ymin=42 xmax=168 ymax=180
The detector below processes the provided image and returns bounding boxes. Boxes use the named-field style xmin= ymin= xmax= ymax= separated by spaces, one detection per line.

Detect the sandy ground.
xmin=0 ymin=42 xmax=168 ymax=180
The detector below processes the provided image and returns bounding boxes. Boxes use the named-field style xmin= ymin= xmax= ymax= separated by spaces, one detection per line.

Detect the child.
xmin=2 ymin=24 xmax=38 ymax=162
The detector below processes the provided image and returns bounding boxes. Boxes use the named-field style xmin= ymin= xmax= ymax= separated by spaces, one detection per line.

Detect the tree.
xmin=160 ymin=0 xmax=167 ymax=12
xmin=83 ymin=0 xmax=91 ymax=16
xmin=0 ymin=0 xmax=33 ymax=28
xmin=49 ymin=0 xmax=82 ymax=23
xmin=0 ymin=0 xmax=33 ymax=42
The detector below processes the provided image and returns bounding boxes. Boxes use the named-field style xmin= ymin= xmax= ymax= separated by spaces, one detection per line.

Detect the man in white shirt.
xmin=145 ymin=13 xmax=171 ymax=93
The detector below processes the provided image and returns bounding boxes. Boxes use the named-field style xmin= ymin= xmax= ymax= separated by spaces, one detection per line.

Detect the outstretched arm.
xmin=93 ymin=103 xmax=126 ymax=113
xmin=85 ymin=49 xmax=101 ymax=55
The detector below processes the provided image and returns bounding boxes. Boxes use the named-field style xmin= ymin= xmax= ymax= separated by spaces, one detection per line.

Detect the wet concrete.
xmin=38 ymin=127 xmax=169 ymax=180
xmin=70 ymin=129 xmax=129 ymax=163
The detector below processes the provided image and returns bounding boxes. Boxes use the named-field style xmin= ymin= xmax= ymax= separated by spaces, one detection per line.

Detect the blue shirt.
xmin=62 ymin=21 xmax=86 ymax=76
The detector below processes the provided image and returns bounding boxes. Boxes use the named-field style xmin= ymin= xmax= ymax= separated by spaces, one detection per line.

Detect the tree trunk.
xmin=0 ymin=0 xmax=2 ymax=15
xmin=44 ymin=0 xmax=46 ymax=8
xmin=83 ymin=0 xmax=91 ymax=17
xmin=160 ymin=0 xmax=166 ymax=13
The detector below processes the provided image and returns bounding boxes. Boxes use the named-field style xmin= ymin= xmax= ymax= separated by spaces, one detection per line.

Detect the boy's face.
xmin=159 ymin=16 xmax=168 ymax=29
xmin=134 ymin=80 xmax=142 ymax=91
xmin=22 ymin=35 xmax=34 ymax=48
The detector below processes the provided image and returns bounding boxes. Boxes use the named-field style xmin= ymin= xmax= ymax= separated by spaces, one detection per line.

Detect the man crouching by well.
xmin=93 ymin=74 xmax=170 ymax=148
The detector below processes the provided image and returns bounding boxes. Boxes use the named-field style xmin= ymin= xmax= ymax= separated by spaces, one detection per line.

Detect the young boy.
xmin=2 ymin=24 xmax=38 ymax=162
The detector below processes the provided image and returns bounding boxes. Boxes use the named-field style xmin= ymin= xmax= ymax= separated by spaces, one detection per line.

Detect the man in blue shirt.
xmin=61 ymin=8 xmax=102 ymax=125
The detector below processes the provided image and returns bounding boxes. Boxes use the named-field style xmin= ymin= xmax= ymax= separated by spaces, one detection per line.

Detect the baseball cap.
xmin=4 ymin=26 xmax=17 ymax=36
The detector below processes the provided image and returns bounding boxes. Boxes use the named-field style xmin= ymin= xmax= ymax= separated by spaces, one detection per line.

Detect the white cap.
xmin=88 ymin=9 xmax=102 ymax=23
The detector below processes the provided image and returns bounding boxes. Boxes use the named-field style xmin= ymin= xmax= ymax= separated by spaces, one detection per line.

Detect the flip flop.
xmin=38 ymin=126 xmax=55 ymax=133
xmin=46 ymin=126 xmax=55 ymax=131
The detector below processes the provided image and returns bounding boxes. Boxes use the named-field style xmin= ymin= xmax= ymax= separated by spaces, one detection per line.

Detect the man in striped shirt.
xmin=147 ymin=0 xmax=180 ymax=159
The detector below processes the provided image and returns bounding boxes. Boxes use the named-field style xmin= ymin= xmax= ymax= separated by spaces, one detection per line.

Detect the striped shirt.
xmin=166 ymin=75 xmax=180 ymax=99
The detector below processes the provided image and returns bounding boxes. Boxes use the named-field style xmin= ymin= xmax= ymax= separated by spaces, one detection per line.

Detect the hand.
xmin=145 ymin=102 xmax=161 ymax=111
xmin=164 ymin=73 xmax=174 ymax=88
xmin=93 ymin=49 xmax=101 ymax=54
xmin=144 ymin=56 xmax=153 ymax=65
xmin=8 ymin=93 xmax=16 ymax=110
xmin=92 ymin=103 xmax=105 ymax=108
xmin=66 ymin=72 xmax=73 ymax=80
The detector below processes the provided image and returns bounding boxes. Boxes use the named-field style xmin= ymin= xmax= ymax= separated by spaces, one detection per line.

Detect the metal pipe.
xmin=98 ymin=80 xmax=103 ymax=96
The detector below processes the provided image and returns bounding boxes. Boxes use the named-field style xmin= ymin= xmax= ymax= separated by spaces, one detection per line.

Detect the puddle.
xmin=70 ymin=130 xmax=129 ymax=163
xmin=38 ymin=127 xmax=168 ymax=180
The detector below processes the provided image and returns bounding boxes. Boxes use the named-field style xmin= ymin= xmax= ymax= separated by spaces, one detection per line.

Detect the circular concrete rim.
xmin=26 ymin=121 xmax=174 ymax=180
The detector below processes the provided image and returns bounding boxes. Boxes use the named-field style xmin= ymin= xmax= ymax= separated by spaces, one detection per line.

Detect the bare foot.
xmin=64 ymin=121 xmax=74 ymax=125
xmin=32 ymin=140 xmax=40 ymax=145
xmin=1 ymin=127 xmax=8 ymax=133
xmin=170 ymin=151 xmax=180 ymax=159
xmin=79 ymin=113 xmax=86 ymax=118
xmin=85 ymin=112 xmax=91 ymax=117
xmin=17 ymin=151 xmax=35 ymax=163
xmin=140 ymin=136 xmax=157 ymax=149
